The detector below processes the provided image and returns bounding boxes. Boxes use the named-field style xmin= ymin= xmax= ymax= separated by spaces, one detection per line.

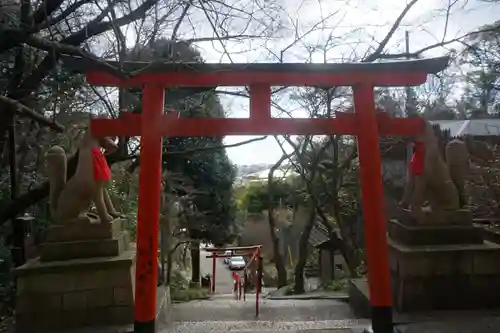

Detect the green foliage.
xmin=0 ymin=242 xmax=15 ymax=312
xmin=171 ymin=286 xmax=210 ymax=302
xmin=0 ymin=182 xmax=49 ymax=313
xmin=128 ymin=40 xmax=238 ymax=245
xmin=324 ymin=279 xmax=348 ymax=292
xmin=170 ymin=269 xmax=190 ymax=290
xmin=240 ymin=180 xmax=302 ymax=214
xmin=169 ymin=269 xmax=210 ymax=302
xmin=306 ymin=248 xmax=319 ymax=267
xmin=460 ymin=20 xmax=500 ymax=116
xmin=108 ymin=178 xmax=138 ymax=241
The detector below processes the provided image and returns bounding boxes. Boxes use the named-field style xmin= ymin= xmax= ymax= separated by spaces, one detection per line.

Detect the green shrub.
xmin=171 ymin=286 xmax=210 ymax=302
xmin=324 ymin=279 xmax=348 ymax=292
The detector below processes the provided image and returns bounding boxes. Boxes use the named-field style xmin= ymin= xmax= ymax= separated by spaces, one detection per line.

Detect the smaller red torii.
xmin=59 ymin=55 xmax=450 ymax=333
xmin=205 ymin=245 xmax=262 ymax=316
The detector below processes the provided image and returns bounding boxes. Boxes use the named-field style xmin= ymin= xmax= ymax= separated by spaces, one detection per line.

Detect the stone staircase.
xmin=164 ymin=294 xmax=370 ymax=332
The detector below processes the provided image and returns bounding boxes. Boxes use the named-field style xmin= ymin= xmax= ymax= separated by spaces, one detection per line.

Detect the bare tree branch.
xmin=364 ymin=0 xmax=420 ymax=62
xmin=24 ymin=35 xmax=129 ymax=79
xmin=379 ymin=22 xmax=500 ymax=59
xmin=0 ymin=95 xmax=64 ymax=132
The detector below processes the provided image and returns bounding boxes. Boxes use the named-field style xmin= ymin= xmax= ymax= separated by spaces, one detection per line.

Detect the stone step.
xmin=40 ymin=231 xmax=130 ymax=262
xmin=172 ymin=298 xmax=354 ymax=322
xmin=45 ymin=218 xmax=124 ymax=243
xmin=165 ymin=319 xmax=370 ymax=333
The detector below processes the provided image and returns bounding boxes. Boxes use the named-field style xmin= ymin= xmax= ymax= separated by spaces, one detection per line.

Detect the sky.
xmin=197 ymin=0 xmax=499 ymax=166
xmin=125 ymin=0 xmax=499 ymax=166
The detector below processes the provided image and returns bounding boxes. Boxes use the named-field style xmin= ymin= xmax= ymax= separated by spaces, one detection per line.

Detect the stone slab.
xmin=388 ymin=239 xmax=500 ymax=312
xmin=388 ymin=238 xmax=500 ymax=277
xmin=388 ymin=219 xmax=484 ymax=246
xmin=15 ymin=306 xmax=135 ymax=332
xmin=40 ymin=231 xmax=130 ymax=261
xmin=27 ymin=286 xmax=173 ymax=333
xmin=15 ymin=250 xmax=136 ymax=333
xmin=396 ymin=208 xmax=473 ymax=226
xmin=351 ymin=239 xmax=500 ymax=314
xmin=349 ymin=278 xmax=500 ymax=321
xmin=474 ymin=223 xmax=500 ymax=245
xmin=45 ymin=218 xmax=123 ymax=243
xmin=348 ymin=278 xmax=372 ymax=319
xmin=15 ymin=249 xmax=136 ymax=277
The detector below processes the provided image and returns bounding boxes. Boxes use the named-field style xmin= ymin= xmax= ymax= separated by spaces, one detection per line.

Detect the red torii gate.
xmin=64 ymin=56 xmax=449 ymax=333
xmin=204 ymin=245 xmax=262 ymax=316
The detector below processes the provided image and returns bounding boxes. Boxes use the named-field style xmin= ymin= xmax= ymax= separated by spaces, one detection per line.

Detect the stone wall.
xmin=389 ymin=240 xmax=500 ymax=312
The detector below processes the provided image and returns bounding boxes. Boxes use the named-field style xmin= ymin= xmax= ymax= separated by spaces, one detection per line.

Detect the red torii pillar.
xmin=85 ymin=58 xmax=445 ymax=333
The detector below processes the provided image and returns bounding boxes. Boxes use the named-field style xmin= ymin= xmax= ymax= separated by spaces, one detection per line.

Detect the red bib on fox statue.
xmin=409 ymin=141 xmax=425 ymax=176
xmin=91 ymin=147 xmax=112 ymax=182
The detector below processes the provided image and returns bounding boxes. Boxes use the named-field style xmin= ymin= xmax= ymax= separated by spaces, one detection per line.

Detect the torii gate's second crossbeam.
xmin=66 ymin=55 xmax=450 ymax=333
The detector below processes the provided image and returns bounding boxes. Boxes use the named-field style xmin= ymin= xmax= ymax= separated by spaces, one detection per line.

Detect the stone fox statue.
xmin=446 ymin=135 xmax=494 ymax=208
xmin=445 ymin=138 xmax=470 ymax=208
xmin=47 ymin=127 xmax=121 ymax=224
xmin=400 ymin=121 xmax=460 ymax=223
xmin=400 ymin=121 xmax=494 ymax=223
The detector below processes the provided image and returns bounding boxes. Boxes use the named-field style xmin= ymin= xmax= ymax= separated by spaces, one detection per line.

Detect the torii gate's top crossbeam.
xmin=61 ymin=56 xmax=448 ymax=138
xmin=62 ymin=56 xmax=449 ymax=87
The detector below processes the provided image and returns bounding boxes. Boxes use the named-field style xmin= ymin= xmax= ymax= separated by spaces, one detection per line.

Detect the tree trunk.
xmin=166 ymin=250 xmax=174 ymax=285
xmin=331 ymin=197 xmax=360 ymax=276
xmin=329 ymin=249 xmax=336 ymax=280
xmin=293 ymin=206 xmax=316 ymax=294
xmin=267 ymin=154 xmax=292 ymax=288
xmin=190 ymin=240 xmax=200 ymax=286
xmin=268 ymin=210 xmax=287 ymax=287
xmin=182 ymin=244 xmax=188 ymax=267
xmin=160 ymin=214 xmax=170 ymax=285
xmin=329 ymin=135 xmax=360 ymax=276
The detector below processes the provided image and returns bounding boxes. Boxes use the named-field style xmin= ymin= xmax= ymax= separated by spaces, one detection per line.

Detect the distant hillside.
xmin=234 ymin=163 xmax=297 ymax=186
xmin=236 ymin=164 xmax=274 ymax=177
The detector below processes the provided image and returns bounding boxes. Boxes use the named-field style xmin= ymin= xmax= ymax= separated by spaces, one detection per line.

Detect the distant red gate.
xmin=205 ymin=245 xmax=262 ymax=316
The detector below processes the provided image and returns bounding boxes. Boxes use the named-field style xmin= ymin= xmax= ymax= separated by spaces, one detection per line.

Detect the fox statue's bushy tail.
xmin=46 ymin=146 xmax=67 ymax=219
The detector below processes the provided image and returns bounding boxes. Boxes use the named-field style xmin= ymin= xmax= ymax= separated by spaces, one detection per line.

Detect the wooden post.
xmin=12 ymin=216 xmax=34 ymax=267
xmin=134 ymin=85 xmax=165 ymax=333
xmin=255 ymin=248 xmax=261 ymax=317
xmin=212 ymin=255 xmax=216 ymax=293
xmin=353 ymin=85 xmax=394 ymax=333
xmin=243 ymin=268 xmax=247 ymax=301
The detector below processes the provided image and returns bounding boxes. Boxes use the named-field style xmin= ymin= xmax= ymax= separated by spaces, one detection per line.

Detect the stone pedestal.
xmin=41 ymin=217 xmax=130 ymax=261
xmin=15 ymin=218 xmax=136 ymax=332
xmin=350 ymin=209 xmax=500 ymax=315
xmin=388 ymin=219 xmax=483 ymax=246
xmin=388 ymin=238 xmax=500 ymax=312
